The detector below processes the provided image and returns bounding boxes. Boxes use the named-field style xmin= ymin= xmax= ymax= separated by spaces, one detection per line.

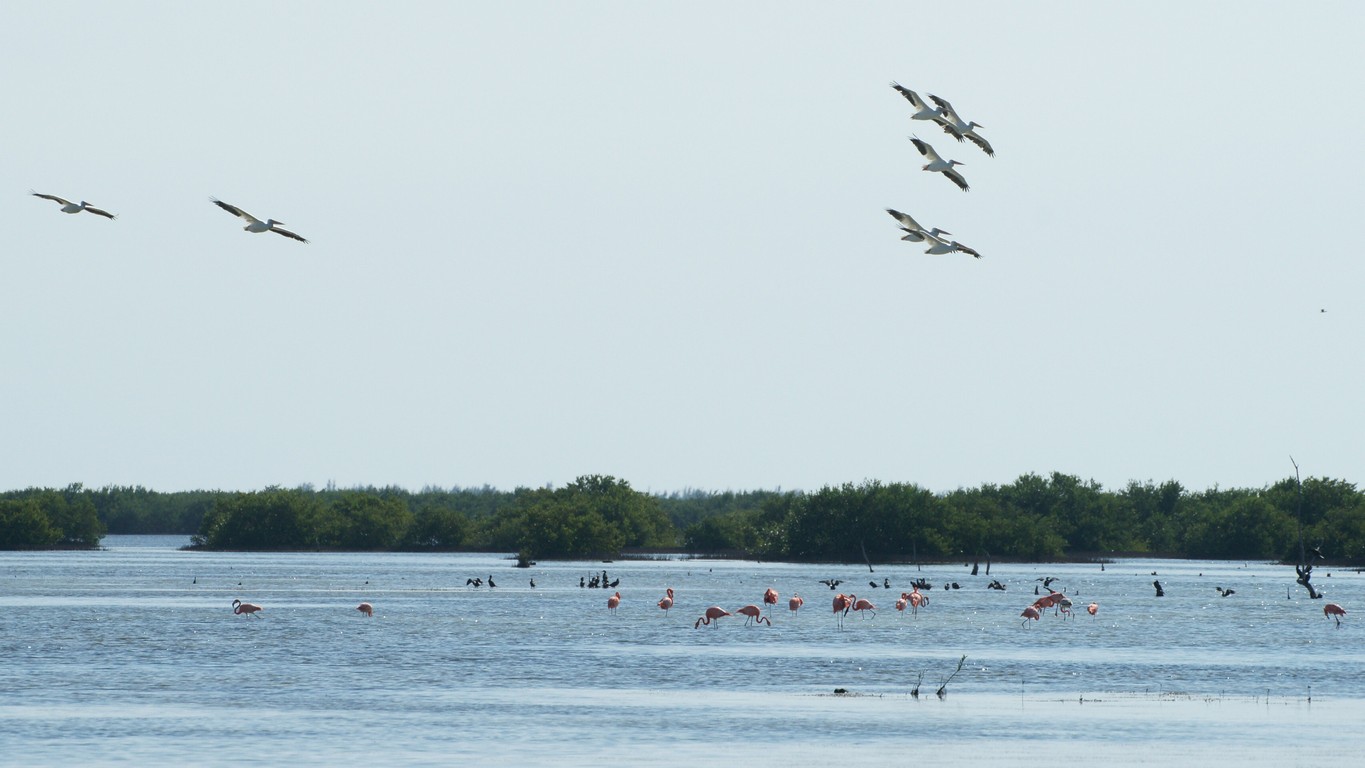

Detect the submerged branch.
xmin=936 ymin=655 xmax=968 ymax=698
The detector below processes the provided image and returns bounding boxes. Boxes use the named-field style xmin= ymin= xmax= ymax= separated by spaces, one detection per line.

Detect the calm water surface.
xmin=3 ymin=537 xmax=1363 ymax=766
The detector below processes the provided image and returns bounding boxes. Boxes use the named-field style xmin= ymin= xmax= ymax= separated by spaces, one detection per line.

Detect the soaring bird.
xmin=31 ymin=192 xmax=116 ymax=219
xmin=908 ymin=137 xmax=969 ymax=191
xmin=211 ymin=198 xmax=309 ymax=243
xmin=890 ymin=82 xmax=944 ymax=123
xmin=928 ymin=95 xmax=994 ymax=157
xmin=885 ymin=208 xmax=952 ymax=243
xmin=921 ymin=231 xmax=983 ymax=259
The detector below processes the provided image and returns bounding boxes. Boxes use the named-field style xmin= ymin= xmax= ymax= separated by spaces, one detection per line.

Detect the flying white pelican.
xmin=211 ymin=198 xmax=309 ymax=243
xmin=922 ymin=231 xmax=982 ymax=259
xmin=889 ymin=82 xmax=943 ymax=122
xmin=908 ymin=137 xmax=969 ymax=191
xmin=928 ymin=95 xmax=994 ymax=157
xmin=885 ymin=208 xmax=951 ymax=242
xmin=31 ymin=192 xmax=116 ymax=219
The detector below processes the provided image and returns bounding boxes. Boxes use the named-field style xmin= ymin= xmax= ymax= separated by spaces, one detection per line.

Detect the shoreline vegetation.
xmin=4 ymin=473 xmax=1365 ymax=566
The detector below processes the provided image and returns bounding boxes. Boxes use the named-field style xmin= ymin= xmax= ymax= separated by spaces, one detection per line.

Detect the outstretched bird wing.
xmin=270 ymin=226 xmax=309 ymax=244
xmin=211 ymin=198 xmax=258 ymax=223
xmin=32 ymin=191 xmax=73 ymax=206
xmin=885 ymin=207 xmax=926 ymax=233
xmin=890 ymin=82 xmax=928 ymax=109
xmin=83 ymin=205 xmax=117 ymax=219
xmin=951 ymin=241 xmax=982 ymax=259
xmin=927 ymin=94 xmax=959 ymax=120
xmin=909 ymin=137 xmax=940 ymax=161
xmin=942 ymin=167 xmax=970 ymax=192
xmin=965 ymin=132 xmax=994 ymax=157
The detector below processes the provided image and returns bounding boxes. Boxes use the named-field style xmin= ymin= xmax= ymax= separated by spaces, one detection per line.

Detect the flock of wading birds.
xmin=228 ymin=578 xmax=1352 ymax=628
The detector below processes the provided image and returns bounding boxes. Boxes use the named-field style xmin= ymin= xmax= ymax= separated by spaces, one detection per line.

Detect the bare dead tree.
xmin=1291 ymin=456 xmax=1323 ymax=599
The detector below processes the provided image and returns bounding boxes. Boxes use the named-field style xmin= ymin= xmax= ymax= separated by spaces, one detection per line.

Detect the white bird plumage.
xmin=885 ymin=208 xmax=951 ymax=242
xmin=928 ymin=95 xmax=994 ymax=157
xmin=890 ymin=82 xmax=944 ymax=123
xmin=31 ymin=191 xmax=116 ymax=219
xmin=211 ymin=198 xmax=309 ymax=243
xmin=908 ymin=137 xmax=969 ymax=191
xmin=921 ymin=230 xmax=982 ymax=259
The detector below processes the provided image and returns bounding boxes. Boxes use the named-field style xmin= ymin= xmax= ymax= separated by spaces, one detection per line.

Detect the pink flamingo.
xmin=1020 ymin=605 xmax=1041 ymax=627
xmin=908 ymin=588 xmax=927 ymax=616
xmin=763 ymin=588 xmax=779 ymax=607
xmin=788 ymin=594 xmax=804 ymax=614
xmin=356 ymin=602 xmax=373 ymax=617
xmin=895 ymin=594 xmax=909 ymax=615
xmin=695 ymin=606 xmax=731 ymax=628
xmin=607 ymin=591 xmax=622 ymax=615
xmin=1324 ymin=603 xmax=1346 ymax=627
xmin=736 ymin=604 xmax=772 ymax=627
xmin=832 ymin=593 xmax=853 ymax=628
xmin=1087 ymin=602 xmax=1099 ymax=617
xmin=232 ymin=599 xmax=263 ymax=617
xmin=850 ymin=595 xmax=876 ymax=619
xmin=1034 ymin=591 xmax=1064 ymax=614
xmin=657 ymin=588 xmax=675 ymax=614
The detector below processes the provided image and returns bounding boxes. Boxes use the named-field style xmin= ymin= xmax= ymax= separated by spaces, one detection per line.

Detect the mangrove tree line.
xmin=4 ymin=473 xmax=1365 ymax=562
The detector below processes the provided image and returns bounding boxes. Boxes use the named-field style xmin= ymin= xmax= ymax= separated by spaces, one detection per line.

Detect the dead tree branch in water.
xmin=1291 ymin=456 xmax=1323 ymax=599
xmin=937 ymin=655 xmax=967 ymax=698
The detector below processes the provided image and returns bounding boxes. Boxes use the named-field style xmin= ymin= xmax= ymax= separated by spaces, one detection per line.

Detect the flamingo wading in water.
xmin=832 ymin=593 xmax=853 ymax=629
xmin=695 ymin=606 xmax=731 ymax=628
xmin=908 ymin=588 xmax=928 ymax=616
xmin=232 ymin=599 xmax=263 ymax=617
xmin=736 ymin=605 xmax=772 ymax=627
xmin=606 ymin=591 xmax=622 ymax=615
xmin=788 ymin=594 xmax=804 ymax=615
xmin=657 ymin=588 xmax=674 ymax=614
xmin=763 ymin=588 xmax=779 ymax=607
xmin=1325 ymin=603 xmax=1346 ymax=627
xmin=1020 ymin=606 xmax=1041 ymax=627
xmin=850 ymin=595 xmax=876 ymax=619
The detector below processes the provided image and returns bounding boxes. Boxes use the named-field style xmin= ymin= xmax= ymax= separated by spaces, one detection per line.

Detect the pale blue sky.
xmin=3 ymin=3 xmax=1361 ymax=494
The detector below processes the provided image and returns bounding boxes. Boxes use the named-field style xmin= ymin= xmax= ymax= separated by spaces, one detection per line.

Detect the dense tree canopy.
xmin=0 ymin=485 xmax=104 ymax=548
xmin=5 ymin=473 xmax=1365 ymax=563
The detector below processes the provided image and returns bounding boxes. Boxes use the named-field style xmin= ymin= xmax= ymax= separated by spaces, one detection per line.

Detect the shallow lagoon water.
xmin=3 ymin=537 xmax=1363 ymax=766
